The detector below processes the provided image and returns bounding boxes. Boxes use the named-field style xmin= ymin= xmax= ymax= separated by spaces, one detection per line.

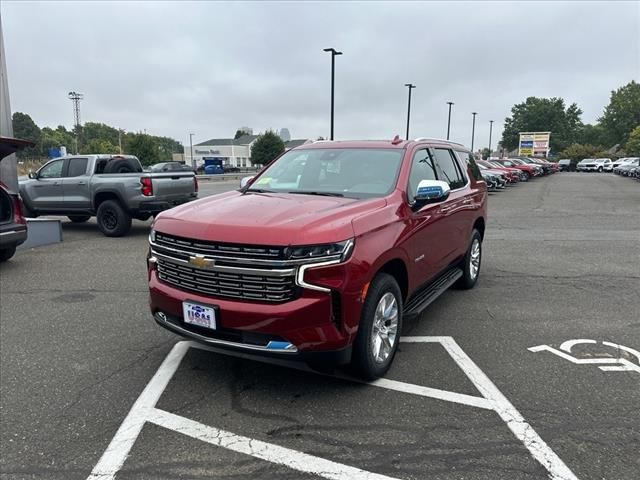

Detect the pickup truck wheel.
xmin=68 ymin=215 xmax=91 ymax=223
xmin=97 ymin=200 xmax=132 ymax=237
xmin=351 ymin=273 xmax=403 ymax=380
xmin=0 ymin=246 xmax=17 ymax=262
xmin=455 ymin=229 xmax=482 ymax=290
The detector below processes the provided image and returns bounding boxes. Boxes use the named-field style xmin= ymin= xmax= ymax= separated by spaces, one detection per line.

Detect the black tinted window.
xmin=455 ymin=150 xmax=482 ymax=181
xmin=67 ymin=158 xmax=88 ymax=177
xmin=433 ymin=148 xmax=465 ymax=189
xmin=408 ymin=149 xmax=437 ymax=202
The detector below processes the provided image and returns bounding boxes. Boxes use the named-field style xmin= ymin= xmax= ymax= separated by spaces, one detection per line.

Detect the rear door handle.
xmin=77 ymin=182 xmax=87 ymax=185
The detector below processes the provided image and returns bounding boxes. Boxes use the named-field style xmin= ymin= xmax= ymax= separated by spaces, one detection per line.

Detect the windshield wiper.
xmin=245 ymin=188 xmax=276 ymax=193
xmin=288 ymin=191 xmax=344 ymax=197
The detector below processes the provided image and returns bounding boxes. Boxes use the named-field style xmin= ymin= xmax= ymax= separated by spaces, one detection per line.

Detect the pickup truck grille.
xmin=156 ymin=258 xmax=297 ymax=302
xmin=154 ymin=232 xmax=285 ymax=259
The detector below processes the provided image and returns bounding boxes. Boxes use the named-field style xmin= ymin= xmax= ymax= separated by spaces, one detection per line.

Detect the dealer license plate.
xmin=182 ymin=301 xmax=216 ymax=330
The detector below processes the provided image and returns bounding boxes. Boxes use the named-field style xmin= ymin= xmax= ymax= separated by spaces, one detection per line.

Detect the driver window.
xmin=407 ymin=149 xmax=437 ymax=203
xmin=39 ymin=159 xmax=64 ymax=178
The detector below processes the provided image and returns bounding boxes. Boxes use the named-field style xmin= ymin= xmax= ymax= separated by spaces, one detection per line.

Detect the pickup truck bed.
xmin=20 ymin=154 xmax=198 ymax=237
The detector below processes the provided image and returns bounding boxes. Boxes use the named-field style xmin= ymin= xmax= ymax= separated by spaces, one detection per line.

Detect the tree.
xmin=250 ymin=130 xmax=285 ymax=167
xmin=501 ymin=97 xmax=583 ymax=154
xmin=234 ymin=130 xmax=245 ymax=140
xmin=126 ymin=133 xmax=161 ymax=166
xmin=625 ymin=125 xmax=640 ymax=156
xmin=599 ymin=81 xmax=640 ymax=145
xmin=578 ymin=123 xmax=610 ymax=148
xmin=559 ymin=143 xmax=603 ymax=165
xmin=82 ymin=138 xmax=118 ymax=154
xmin=11 ymin=112 xmax=41 ymax=158
xmin=480 ymin=148 xmax=490 ymax=160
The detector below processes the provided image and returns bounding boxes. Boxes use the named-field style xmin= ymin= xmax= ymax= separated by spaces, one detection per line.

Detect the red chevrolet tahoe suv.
xmin=147 ymin=138 xmax=487 ymax=378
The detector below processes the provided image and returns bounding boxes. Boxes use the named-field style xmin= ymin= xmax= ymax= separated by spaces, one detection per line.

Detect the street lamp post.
xmin=471 ymin=112 xmax=478 ymax=152
xmin=446 ymin=101 xmax=454 ymax=140
xmin=189 ymin=133 xmax=195 ymax=169
xmin=488 ymin=120 xmax=494 ymax=159
xmin=404 ymin=83 xmax=416 ymax=140
xmin=323 ymin=47 xmax=342 ymax=140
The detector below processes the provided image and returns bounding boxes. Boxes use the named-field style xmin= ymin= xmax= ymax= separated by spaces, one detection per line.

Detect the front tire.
xmin=96 ymin=200 xmax=132 ymax=237
xmin=598 ymin=166 xmax=603 ymax=173
xmin=0 ymin=246 xmax=17 ymax=262
xmin=351 ymin=273 xmax=403 ymax=380
xmin=455 ymin=229 xmax=482 ymax=290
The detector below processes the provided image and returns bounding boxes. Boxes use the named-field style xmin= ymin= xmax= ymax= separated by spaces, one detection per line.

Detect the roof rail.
xmin=413 ymin=137 xmax=465 ymax=147
xmin=313 ymin=139 xmax=334 ymax=143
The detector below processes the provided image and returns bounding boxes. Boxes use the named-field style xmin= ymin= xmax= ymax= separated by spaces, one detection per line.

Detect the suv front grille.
xmin=151 ymin=233 xmax=299 ymax=303
xmin=157 ymin=258 xmax=298 ymax=302
xmin=155 ymin=232 xmax=286 ymax=260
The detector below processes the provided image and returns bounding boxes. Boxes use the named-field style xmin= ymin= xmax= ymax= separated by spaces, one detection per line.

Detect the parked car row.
xmin=612 ymin=157 xmax=639 ymax=177
xmin=474 ymin=157 xmax=558 ymax=190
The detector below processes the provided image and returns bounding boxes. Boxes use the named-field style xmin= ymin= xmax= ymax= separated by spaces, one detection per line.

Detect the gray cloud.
xmin=2 ymin=0 xmax=638 ymax=151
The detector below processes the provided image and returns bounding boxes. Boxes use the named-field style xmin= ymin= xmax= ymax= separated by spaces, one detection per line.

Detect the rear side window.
xmin=432 ymin=148 xmax=466 ymax=189
xmin=455 ymin=150 xmax=483 ymax=181
xmin=66 ymin=158 xmax=88 ymax=177
xmin=407 ymin=149 xmax=438 ymax=202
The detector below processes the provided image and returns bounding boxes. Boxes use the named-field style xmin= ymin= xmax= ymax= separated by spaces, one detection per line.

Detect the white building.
xmin=185 ymin=135 xmax=312 ymax=168
xmin=186 ymin=134 xmax=259 ymax=168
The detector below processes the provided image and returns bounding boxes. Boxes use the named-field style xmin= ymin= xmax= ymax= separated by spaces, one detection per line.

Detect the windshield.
xmin=246 ymin=148 xmax=404 ymax=199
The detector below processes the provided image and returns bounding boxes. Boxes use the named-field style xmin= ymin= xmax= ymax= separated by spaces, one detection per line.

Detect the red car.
xmin=493 ymin=159 xmax=537 ymax=179
xmin=148 ymin=138 xmax=487 ymax=378
xmin=477 ymin=159 xmax=519 ymax=183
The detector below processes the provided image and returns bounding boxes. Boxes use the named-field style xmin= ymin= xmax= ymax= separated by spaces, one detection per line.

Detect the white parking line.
xmin=87 ymin=338 xmax=579 ymax=480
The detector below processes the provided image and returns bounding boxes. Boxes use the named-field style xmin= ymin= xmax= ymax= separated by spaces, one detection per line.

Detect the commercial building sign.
xmin=519 ymin=132 xmax=550 ymax=157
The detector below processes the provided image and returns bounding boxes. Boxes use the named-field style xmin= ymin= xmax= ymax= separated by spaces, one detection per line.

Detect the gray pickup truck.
xmin=20 ymin=154 xmax=198 ymax=237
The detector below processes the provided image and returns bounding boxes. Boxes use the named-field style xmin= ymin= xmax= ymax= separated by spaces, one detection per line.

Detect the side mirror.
xmin=413 ymin=180 xmax=450 ymax=207
xmin=240 ymin=176 xmax=254 ymax=189
xmin=28 ymin=171 xmax=38 ymax=179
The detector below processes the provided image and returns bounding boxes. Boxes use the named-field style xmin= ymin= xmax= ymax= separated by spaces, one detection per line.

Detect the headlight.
xmin=149 ymin=227 xmax=156 ymax=243
xmin=287 ymin=240 xmax=354 ymax=261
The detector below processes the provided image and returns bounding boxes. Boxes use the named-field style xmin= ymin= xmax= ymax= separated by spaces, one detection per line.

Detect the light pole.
xmin=446 ymin=101 xmax=454 ymax=140
xmin=471 ymin=112 xmax=478 ymax=152
xmin=323 ymin=47 xmax=342 ymax=140
xmin=404 ymin=83 xmax=416 ymax=140
xmin=488 ymin=120 xmax=494 ymax=159
xmin=189 ymin=133 xmax=195 ymax=169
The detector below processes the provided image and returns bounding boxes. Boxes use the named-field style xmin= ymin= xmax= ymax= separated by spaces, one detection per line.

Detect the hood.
xmin=155 ymin=191 xmax=387 ymax=245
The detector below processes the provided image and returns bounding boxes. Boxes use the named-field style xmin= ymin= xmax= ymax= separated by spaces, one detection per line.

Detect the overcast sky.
xmin=2 ymin=1 xmax=639 ymax=150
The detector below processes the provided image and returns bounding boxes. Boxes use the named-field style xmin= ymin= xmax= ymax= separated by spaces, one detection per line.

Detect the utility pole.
xmin=471 ymin=112 xmax=478 ymax=152
xmin=323 ymin=47 xmax=342 ymax=140
xmin=404 ymin=83 xmax=416 ymax=140
xmin=68 ymin=91 xmax=83 ymax=154
xmin=118 ymin=129 xmax=123 ymax=154
xmin=446 ymin=101 xmax=454 ymax=140
xmin=488 ymin=120 xmax=494 ymax=159
xmin=189 ymin=133 xmax=195 ymax=169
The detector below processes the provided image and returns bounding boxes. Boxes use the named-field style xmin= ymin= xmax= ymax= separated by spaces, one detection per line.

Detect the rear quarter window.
xmin=456 ymin=150 xmax=483 ymax=181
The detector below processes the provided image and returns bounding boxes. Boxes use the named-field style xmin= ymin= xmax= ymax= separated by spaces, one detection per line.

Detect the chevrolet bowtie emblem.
xmin=189 ymin=254 xmax=214 ymax=269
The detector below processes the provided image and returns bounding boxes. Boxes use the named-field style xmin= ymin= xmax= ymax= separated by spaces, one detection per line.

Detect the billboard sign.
xmin=519 ymin=132 xmax=550 ymax=157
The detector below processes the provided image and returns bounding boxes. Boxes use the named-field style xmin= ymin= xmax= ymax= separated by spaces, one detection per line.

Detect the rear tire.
xmin=351 ymin=273 xmax=403 ymax=380
xmin=68 ymin=215 xmax=91 ymax=223
xmin=96 ymin=200 xmax=131 ymax=237
xmin=0 ymin=246 xmax=17 ymax=262
xmin=455 ymin=229 xmax=482 ymax=290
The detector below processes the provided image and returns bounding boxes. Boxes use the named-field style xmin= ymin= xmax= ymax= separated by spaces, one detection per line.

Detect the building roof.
xmin=284 ymin=139 xmax=311 ymax=149
xmin=195 ymin=134 xmax=259 ymax=147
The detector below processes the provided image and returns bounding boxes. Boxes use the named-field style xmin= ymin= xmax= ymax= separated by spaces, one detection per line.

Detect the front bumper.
xmin=149 ymin=268 xmax=356 ymax=357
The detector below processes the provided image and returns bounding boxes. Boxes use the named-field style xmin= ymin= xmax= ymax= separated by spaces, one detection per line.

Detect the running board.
xmin=403 ymin=268 xmax=463 ymax=317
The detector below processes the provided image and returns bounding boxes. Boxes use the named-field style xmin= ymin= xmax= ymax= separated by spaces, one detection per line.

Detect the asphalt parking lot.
xmin=1 ymin=173 xmax=638 ymax=480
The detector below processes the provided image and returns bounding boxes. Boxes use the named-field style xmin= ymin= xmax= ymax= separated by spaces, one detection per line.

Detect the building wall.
xmin=185 ymin=143 xmax=255 ymax=168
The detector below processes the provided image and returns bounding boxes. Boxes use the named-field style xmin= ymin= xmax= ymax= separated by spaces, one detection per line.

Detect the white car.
xmin=577 ymin=158 xmax=611 ymax=172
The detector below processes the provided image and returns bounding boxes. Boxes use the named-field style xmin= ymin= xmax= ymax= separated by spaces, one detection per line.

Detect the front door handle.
xmin=77 ymin=182 xmax=87 ymax=185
